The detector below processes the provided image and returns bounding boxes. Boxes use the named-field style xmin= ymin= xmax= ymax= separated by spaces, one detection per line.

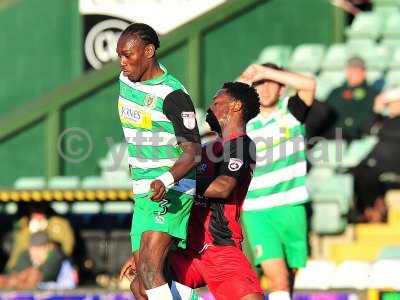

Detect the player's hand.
xmin=374 ymin=94 xmax=386 ymax=113
xmin=240 ymin=64 xmax=276 ymax=85
xmin=150 ymin=179 xmax=166 ymax=201
xmin=119 ymin=254 xmax=137 ymax=282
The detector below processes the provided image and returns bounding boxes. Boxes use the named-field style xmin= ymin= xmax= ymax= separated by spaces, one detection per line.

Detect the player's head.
xmin=252 ymin=63 xmax=284 ymax=108
xmin=116 ymin=23 xmax=160 ymax=82
xmin=346 ymin=56 xmax=366 ymax=87
xmin=206 ymin=82 xmax=260 ymax=134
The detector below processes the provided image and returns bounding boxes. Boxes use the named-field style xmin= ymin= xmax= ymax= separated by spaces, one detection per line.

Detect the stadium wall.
xmin=0 ymin=0 xmax=341 ymax=186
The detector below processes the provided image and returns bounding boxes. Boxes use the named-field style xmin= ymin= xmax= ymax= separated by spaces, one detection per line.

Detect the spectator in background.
xmin=0 ymin=231 xmax=65 ymax=289
xmin=331 ymin=0 xmax=373 ymax=24
xmin=5 ymin=203 xmax=75 ymax=273
xmin=325 ymin=56 xmax=378 ymax=141
xmin=350 ymin=88 xmax=400 ymax=222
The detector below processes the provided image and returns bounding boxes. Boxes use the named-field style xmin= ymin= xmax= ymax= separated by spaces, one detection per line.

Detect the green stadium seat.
xmin=71 ymin=202 xmax=102 ymax=214
xmin=345 ymin=12 xmax=384 ymax=40
xmin=366 ymin=45 xmax=392 ymax=71
xmin=373 ymin=0 xmax=400 ymax=7
xmin=104 ymin=178 xmax=131 ymax=189
xmin=382 ymin=12 xmax=400 ymax=38
xmin=311 ymin=201 xmax=347 ymax=235
xmin=316 ymin=71 xmax=345 ymax=101
xmin=289 ymin=44 xmax=326 ymax=73
xmin=256 ymin=45 xmax=292 ymax=68
xmin=48 ymin=176 xmax=80 ymax=189
xmin=309 ymin=174 xmax=354 ymax=214
xmin=50 ymin=202 xmax=70 ymax=215
xmin=98 ymin=143 xmax=128 ymax=172
xmin=381 ymin=38 xmax=400 ymax=52
xmin=342 ymin=136 xmax=378 ymax=168
xmin=374 ymin=5 xmax=400 ymax=17
xmin=308 ymin=140 xmax=348 ymax=168
xmin=384 ymin=70 xmax=400 ymax=89
xmin=389 ymin=47 xmax=400 ymax=69
xmin=367 ymin=70 xmax=384 ymax=84
xmin=103 ymin=201 xmax=133 ymax=214
xmin=378 ymin=245 xmax=400 ymax=259
xmin=14 ymin=177 xmax=46 ymax=189
xmin=81 ymin=176 xmax=109 ymax=189
xmin=322 ymin=44 xmax=347 ymax=70
xmin=346 ymin=39 xmax=376 ymax=58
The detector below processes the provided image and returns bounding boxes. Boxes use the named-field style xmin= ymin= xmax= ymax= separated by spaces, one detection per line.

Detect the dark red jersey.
xmin=187 ymin=133 xmax=256 ymax=253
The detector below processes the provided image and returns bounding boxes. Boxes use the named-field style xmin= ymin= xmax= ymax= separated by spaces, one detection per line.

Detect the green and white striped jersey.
xmin=118 ymin=64 xmax=200 ymax=197
xmin=243 ymin=96 xmax=309 ymax=211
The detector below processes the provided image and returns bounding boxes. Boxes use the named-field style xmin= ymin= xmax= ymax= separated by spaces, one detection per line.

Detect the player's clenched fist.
xmin=150 ymin=179 xmax=166 ymax=201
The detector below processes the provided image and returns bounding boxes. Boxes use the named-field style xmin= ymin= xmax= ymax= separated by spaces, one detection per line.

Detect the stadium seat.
xmin=316 ymin=70 xmax=345 ymax=100
xmin=307 ymin=139 xmax=347 ymax=168
xmin=321 ymin=44 xmax=348 ymax=70
xmin=367 ymin=70 xmax=384 ymax=84
xmin=103 ymin=201 xmax=132 ymax=214
xmin=14 ymin=176 xmax=46 ymax=189
xmin=51 ymin=202 xmax=70 ymax=215
xmin=389 ymin=47 xmax=400 ymax=69
xmin=382 ymin=11 xmax=400 ymax=39
xmin=384 ymin=70 xmax=400 ymax=89
xmin=71 ymin=202 xmax=102 ymax=214
xmin=331 ymin=261 xmax=371 ymax=289
xmin=346 ymin=39 xmax=376 ymax=61
xmin=369 ymin=259 xmax=400 ymax=289
xmin=104 ymin=177 xmax=131 ymax=189
xmin=365 ymin=45 xmax=392 ymax=71
xmin=311 ymin=201 xmax=347 ymax=235
xmin=81 ymin=176 xmax=110 ymax=189
xmin=256 ymin=45 xmax=292 ymax=67
xmin=381 ymin=38 xmax=400 ymax=51
xmin=345 ymin=12 xmax=384 ymax=40
xmin=98 ymin=143 xmax=128 ymax=172
xmin=48 ymin=176 xmax=80 ymax=189
xmin=294 ymin=260 xmax=336 ymax=290
xmin=329 ymin=242 xmax=384 ymax=262
xmin=289 ymin=44 xmax=326 ymax=73
xmin=378 ymin=246 xmax=400 ymax=260
xmin=342 ymin=136 xmax=378 ymax=168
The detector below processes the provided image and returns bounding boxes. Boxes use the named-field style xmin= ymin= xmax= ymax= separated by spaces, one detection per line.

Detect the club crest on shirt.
xmin=181 ymin=112 xmax=196 ymax=130
xmin=228 ymin=158 xmax=243 ymax=172
xmin=144 ymin=94 xmax=157 ymax=109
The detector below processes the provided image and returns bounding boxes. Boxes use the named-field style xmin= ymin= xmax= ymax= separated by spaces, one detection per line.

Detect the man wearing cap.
xmin=325 ymin=56 xmax=379 ymax=141
xmin=0 ymin=231 xmax=64 ymax=289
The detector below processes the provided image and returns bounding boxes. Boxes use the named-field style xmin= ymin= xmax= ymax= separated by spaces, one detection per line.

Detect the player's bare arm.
xmin=151 ymin=141 xmax=201 ymax=201
xmin=203 ymin=175 xmax=237 ymax=199
xmin=240 ymin=64 xmax=316 ymax=106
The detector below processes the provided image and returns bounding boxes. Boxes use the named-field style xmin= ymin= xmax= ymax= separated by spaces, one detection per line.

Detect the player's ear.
xmin=231 ymin=100 xmax=242 ymax=112
xmin=144 ymin=44 xmax=156 ymax=59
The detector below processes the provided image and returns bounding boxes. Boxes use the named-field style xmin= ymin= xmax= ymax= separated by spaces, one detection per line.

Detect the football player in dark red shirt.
xmin=168 ymin=82 xmax=263 ymax=300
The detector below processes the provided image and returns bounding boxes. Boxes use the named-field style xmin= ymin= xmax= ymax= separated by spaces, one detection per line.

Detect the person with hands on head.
xmin=239 ymin=63 xmax=316 ymax=300
xmin=116 ymin=23 xmax=201 ymax=300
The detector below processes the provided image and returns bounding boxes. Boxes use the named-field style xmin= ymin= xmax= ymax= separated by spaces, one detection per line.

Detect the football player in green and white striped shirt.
xmin=239 ymin=63 xmax=316 ymax=300
xmin=116 ymin=23 xmax=201 ymax=300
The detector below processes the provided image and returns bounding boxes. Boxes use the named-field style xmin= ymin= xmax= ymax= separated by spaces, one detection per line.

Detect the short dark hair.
xmin=120 ymin=23 xmax=160 ymax=49
xmin=222 ymin=82 xmax=260 ymax=123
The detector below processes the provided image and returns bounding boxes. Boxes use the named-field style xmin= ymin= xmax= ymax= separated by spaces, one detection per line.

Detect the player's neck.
xmin=221 ymin=124 xmax=245 ymax=141
xmin=140 ymin=61 xmax=164 ymax=82
xmin=260 ymin=105 xmax=277 ymax=117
